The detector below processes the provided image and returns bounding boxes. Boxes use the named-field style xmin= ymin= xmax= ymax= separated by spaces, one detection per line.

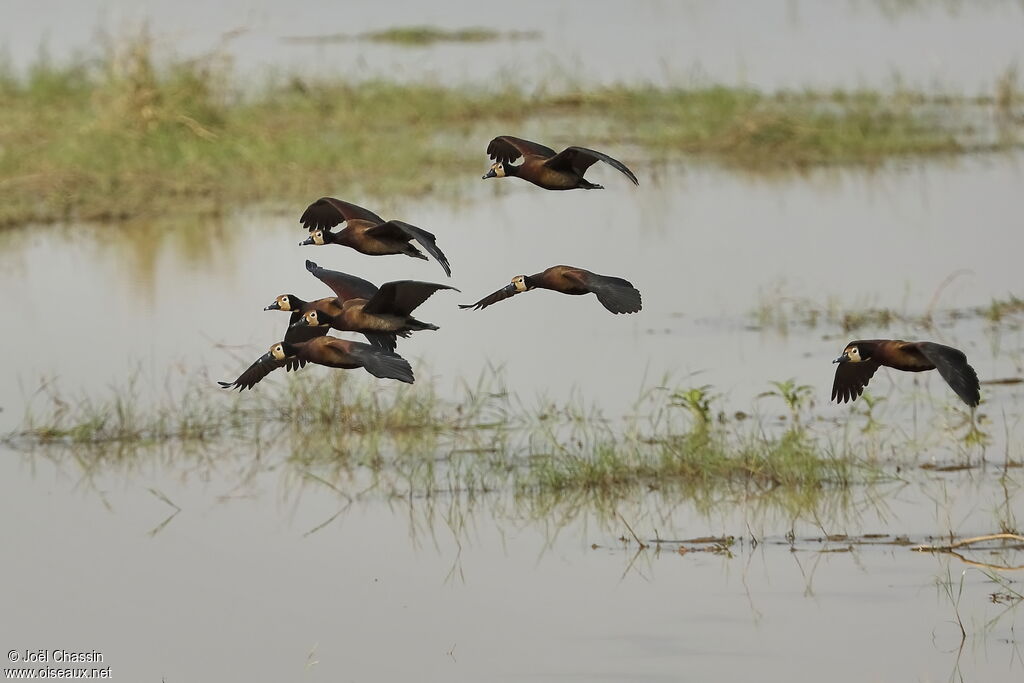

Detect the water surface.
xmin=3 ymin=1 xmax=1024 ymax=92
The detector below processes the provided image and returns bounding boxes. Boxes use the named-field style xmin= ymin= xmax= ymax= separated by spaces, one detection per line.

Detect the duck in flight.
xmin=460 ymin=265 xmax=641 ymax=315
xmin=482 ymin=135 xmax=638 ymax=190
xmin=297 ymin=260 xmax=457 ymax=348
xmin=298 ymin=197 xmax=451 ymax=276
xmin=832 ymin=339 xmax=980 ymax=406
xmin=218 ymin=336 xmax=414 ymax=392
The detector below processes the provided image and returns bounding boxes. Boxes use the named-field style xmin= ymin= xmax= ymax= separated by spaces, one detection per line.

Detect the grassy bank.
xmin=1 ymin=36 xmax=1021 ymax=228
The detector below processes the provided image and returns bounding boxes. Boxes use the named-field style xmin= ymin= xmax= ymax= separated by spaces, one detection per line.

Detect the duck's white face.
xmin=270 ymin=343 xmax=286 ymax=360
xmin=276 ymin=295 xmax=291 ymax=311
xmin=305 ymin=310 xmax=323 ymax=326
xmin=511 ymin=275 xmax=528 ymax=292
xmin=490 ymin=162 xmax=507 ymax=178
xmin=312 ymin=230 xmax=326 ymax=246
xmin=845 ymin=345 xmax=863 ymax=362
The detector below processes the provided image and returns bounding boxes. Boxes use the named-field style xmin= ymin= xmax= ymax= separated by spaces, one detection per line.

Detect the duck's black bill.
xmin=299 ymin=236 xmax=315 ymax=246
xmin=264 ymin=302 xmax=281 ymax=311
xmin=833 ymin=353 xmax=848 ymax=364
xmin=482 ymin=168 xmax=497 ymax=179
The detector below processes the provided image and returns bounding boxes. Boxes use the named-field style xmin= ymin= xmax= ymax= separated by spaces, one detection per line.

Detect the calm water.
xmin=1 ymin=156 xmax=1022 ymax=431
xmin=1 ymin=153 xmax=1022 ymax=681
xmin=2 ymin=0 xmax=1024 ymax=91
xmin=3 ymin=4 xmax=1024 ymax=681
xmin=1 ymin=440 xmax=1020 ymax=682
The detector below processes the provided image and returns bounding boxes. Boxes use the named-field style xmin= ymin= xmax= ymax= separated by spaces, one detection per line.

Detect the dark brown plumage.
xmin=459 ymin=265 xmax=642 ymax=315
xmin=831 ymin=340 xmax=980 ymax=406
xmin=298 ymin=198 xmax=451 ymax=276
xmin=218 ymin=336 xmax=414 ymax=391
xmin=295 ymin=260 xmax=457 ymax=344
xmin=264 ymin=292 xmax=395 ymax=351
xmin=482 ymin=135 xmax=639 ymax=190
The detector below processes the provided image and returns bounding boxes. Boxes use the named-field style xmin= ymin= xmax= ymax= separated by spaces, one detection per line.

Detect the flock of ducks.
xmin=220 ymin=135 xmax=982 ymax=409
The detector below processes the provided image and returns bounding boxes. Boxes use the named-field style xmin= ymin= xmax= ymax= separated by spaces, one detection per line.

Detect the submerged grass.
xmin=6 ymin=367 xmax=893 ymax=502
xmin=752 ymin=286 xmax=1024 ymax=336
xmin=1 ymin=33 xmax=1022 ymax=228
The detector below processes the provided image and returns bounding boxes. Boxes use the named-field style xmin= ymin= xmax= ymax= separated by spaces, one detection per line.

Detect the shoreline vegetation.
xmin=5 ymin=366 xmax=1002 ymax=502
xmin=281 ymin=26 xmax=542 ymax=46
xmin=1 ymin=34 xmax=1022 ymax=229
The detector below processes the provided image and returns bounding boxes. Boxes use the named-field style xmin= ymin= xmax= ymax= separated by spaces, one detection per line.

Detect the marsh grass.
xmin=282 ymin=26 xmax=540 ymax=46
xmin=753 ymin=288 xmax=1024 ymax=335
xmin=360 ymin=27 xmax=537 ymax=46
xmin=2 ymin=33 xmax=1022 ymax=228
xmin=6 ymin=367 xmax=885 ymax=498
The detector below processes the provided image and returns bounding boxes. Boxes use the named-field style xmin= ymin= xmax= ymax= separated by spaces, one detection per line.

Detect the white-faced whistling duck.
xmin=459 ymin=265 xmax=642 ymax=315
xmin=832 ymin=340 xmax=980 ymax=406
xmin=296 ymin=260 xmax=458 ymax=346
xmin=264 ymin=292 xmax=395 ymax=351
xmin=482 ymin=135 xmax=639 ymax=190
xmin=218 ymin=336 xmax=415 ymax=391
xmin=298 ymin=198 xmax=452 ymax=277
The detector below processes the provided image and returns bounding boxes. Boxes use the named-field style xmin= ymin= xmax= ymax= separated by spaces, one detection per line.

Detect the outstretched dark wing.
xmin=362 ymin=332 xmax=400 ymax=352
xmin=574 ymin=271 xmax=642 ymax=314
xmin=831 ymin=360 xmax=881 ymax=404
xmin=218 ymin=352 xmax=299 ymax=392
xmin=915 ymin=342 xmax=981 ymax=406
xmin=366 ymin=220 xmax=452 ymax=277
xmin=544 ymin=146 xmax=639 ymax=185
xmin=458 ymin=283 xmax=521 ymax=311
xmin=487 ymin=135 xmax=558 ymax=163
xmin=341 ymin=341 xmax=415 ymax=384
xmin=299 ymin=197 xmax=385 ymax=231
xmin=364 ymin=281 xmax=459 ymax=316
xmin=305 ymin=260 xmax=378 ymax=301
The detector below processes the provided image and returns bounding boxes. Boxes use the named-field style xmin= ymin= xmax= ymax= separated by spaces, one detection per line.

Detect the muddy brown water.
xmin=1 ymin=154 xmax=1022 ymax=681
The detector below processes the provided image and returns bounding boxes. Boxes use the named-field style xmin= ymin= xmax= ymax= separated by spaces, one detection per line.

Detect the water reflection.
xmin=2 ymin=434 xmax=1021 ymax=681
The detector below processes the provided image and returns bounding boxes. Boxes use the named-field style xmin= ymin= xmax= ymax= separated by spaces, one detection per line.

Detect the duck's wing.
xmin=544 ymin=147 xmax=639 ymax=185
xmin=565 ymin=270 xmax=642 ymax=314
xmin=366 ymin=220 xmax=452 ymax=277
xmin=325 ymin=339 xmax=415 ymax=384
xmin=487 ymin=135 xmax=558 ymax=163
xmin=299 ymin=197 xmax=386 ymax=231
xmin=914 ymin=342 xmax=981 ymax=406
xmin=831 ymin=360 xmax=881 ymax=404
xmin=362 ymin=332 xmax=399 ymax=352
xmin=458 ymin=282 xmax=522 ymax=311
xmin=218 ymin=352 xmax=295 ymax=392
xmin=305 ymin=260 xmax=378 ymax=301
xmin=364 ymin=280 xmax=459 ymax=316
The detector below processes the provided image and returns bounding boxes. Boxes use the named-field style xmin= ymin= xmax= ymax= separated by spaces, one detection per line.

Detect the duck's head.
xmin=834 ymin=343 xmax=869 ymax=364
xmin=266 ymin=294 xmax=294 ymax=311
xmin=299 ymin=229 xmax=329 ymax=246
xmin=291 ymin=310 xmax=327 ymax=328
xmin=268 ymin=342 xmax=291 ymax=361
xmin=483 ymin=161 xmax=508 ymax=180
